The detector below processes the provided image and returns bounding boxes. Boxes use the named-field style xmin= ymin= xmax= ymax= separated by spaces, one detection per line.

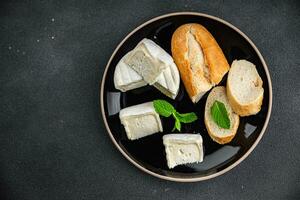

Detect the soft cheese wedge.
xmin=114 ymin=52 xmax=147 ymax=92
xmin=163 ymin=134 xmax=203 ymax=169
xmin=119 ymin=102 xmax=163 ymax=140
xmin=124 ymin=38 xmax=168 ymax=84
xmin=153 ymin=61 xmax=180 ymax=99
xmin=227 ymin=60 xmax=264 ymax=116
xmin=113 ymin=38 xmax=180 ymax=99
xmin=205 ymin=86 xmax=239 ymax=144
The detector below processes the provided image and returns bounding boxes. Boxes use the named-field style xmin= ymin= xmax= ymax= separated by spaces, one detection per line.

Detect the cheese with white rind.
xmin=163 ymin=134 xmax=203 ymax=168
xmin=119 ymin=102 xmax=163 ymax=140
xmin=113 ymin=39 xmax=180 ymax=99
xmin=114 ymin=52 xmax=147 ymax=92
xmin=153 ymin=61 xmax=180 ymax=99
xmin=125 ymin=39 xmax=167 ymax=84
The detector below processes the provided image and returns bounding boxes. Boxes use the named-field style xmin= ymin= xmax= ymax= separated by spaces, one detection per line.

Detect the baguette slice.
xmin=227 ymin=60 xmax=264 ymax=116
xmin=163 ymin=134 xmax=203 ymax=168
xmin=205 ymin=86 xmax=239 ymax=144
xmin=171 ymin=23 xmax=229 ymax=103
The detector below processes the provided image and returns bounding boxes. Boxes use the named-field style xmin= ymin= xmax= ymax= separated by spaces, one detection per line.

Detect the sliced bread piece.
xmin=227 ymin=60 xmax=264 ymax=116
xmin=205 ymin=86 xmax=239 ymax=144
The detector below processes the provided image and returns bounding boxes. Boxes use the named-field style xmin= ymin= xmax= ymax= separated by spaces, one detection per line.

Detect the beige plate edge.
xmin=99 ymin=12 xmax=273 ymax=182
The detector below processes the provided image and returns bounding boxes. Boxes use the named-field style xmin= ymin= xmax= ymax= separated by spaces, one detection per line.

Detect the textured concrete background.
xmin=0 ymin=0 xmax=299 ymax=199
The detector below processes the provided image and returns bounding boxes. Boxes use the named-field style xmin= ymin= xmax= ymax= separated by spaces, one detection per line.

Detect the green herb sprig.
xmin=210 ymin=100 xmax=230 ymax=129
xmin=153 ymin=100 xmax=198 ymax=132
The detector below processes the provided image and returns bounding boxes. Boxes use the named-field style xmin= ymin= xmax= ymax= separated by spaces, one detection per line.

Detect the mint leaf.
xmin=153 ymin=100 xmax=175 ymax=117
xmin=172 ymin=115 xmax=181 ymax=132
xmin=175 ymin=112 xmax=198 ymax=123
xmin=211 ymin=100 xmax=230 ymax=129
xmin=153 ymin=99 xmax=198 ymax=132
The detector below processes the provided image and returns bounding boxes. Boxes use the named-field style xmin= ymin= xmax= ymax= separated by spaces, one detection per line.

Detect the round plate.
xmin=100 ymin=12 xmax=272 ymax=182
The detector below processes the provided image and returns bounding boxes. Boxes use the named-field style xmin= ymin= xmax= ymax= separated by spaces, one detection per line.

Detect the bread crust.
xmin=227 ymin=83 xmax=263 ymax=116
xmin=205 ymin=114 xmax=239 ymax=144
xmin=171 ymin=23 xmax=229 ymax=103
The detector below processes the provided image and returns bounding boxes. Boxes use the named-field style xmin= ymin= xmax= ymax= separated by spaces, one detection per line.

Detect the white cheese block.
xmin=119 ymin=102 xmax=163 ymax=140
xmin=114 ymin=52 xmax=147 ymax=92
xmin=113 ymin=39 xmax=180 ymax=99
xmin=163 ymin=134 xmax=203 ymax=168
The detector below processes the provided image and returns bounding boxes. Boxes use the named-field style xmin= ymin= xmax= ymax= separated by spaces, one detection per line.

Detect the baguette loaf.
xmin=227 ymin=60 xmax=264 ymax=116
xmin=171 ymin=23 xmax=229 ymax=103
xmin=205 ymin=86 xmax=239 ymax=144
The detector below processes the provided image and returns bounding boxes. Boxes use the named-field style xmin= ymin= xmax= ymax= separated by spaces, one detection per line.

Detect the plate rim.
xmin=100 ymin=12 xmax=273 ymax=182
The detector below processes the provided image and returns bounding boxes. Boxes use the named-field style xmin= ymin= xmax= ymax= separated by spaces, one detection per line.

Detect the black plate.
xmin=100 ymin=12 xmax=272 ymax=182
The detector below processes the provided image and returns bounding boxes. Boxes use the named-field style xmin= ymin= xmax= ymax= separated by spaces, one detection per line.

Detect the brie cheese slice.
xmin=113 ymin=39 xmax=180 ymax=99
xmin=124 ymin=39 xmax=168 ymax=84
xmin=119 ymin=102 xmax=163 ymax=140
xmin=163 ymin=134 xmax=203 ymax=168
xmin=153 ymin=60 xmax=180 ymax=99
xmin=114 ymin=52 xmax=147 ymax=92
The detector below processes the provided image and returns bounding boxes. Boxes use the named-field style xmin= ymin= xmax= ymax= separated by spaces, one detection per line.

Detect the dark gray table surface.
xmin=1 ymin=0 xmax=299 ymax=199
